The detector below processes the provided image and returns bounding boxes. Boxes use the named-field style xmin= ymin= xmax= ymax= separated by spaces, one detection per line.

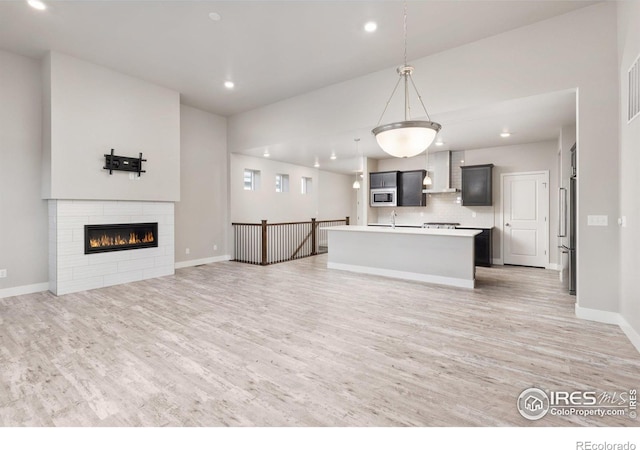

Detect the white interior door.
xmin=502 ymin=172 xmax=549 ymax=268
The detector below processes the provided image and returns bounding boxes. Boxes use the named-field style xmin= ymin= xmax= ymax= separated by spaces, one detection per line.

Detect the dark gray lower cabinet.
xmin=398 ymin=170 xmax=426 ymax=207
xmin=458 ymin=227 xmax=493 ymax=267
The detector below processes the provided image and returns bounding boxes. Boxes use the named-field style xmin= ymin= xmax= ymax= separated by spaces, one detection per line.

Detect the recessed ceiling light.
xmin=500 ymin=132 xmax=511 ymax=138
xmin=435 ymin=141 xmax=444 ymax=146
xmin=330 ymin=152 xmax=337 ymax=160
xmin=208 ymin=12 xmax=221 ymax=21
xmin=314 ymin=161 xmax=320 ymax=168
xmin=364 ymin=21 xmax=377 ymax=33
xmin=27 ymin=0 xmax=46 ymax=10
xmin=224 ymin=81 xmax=235 ymax=89
xmin=263 ymin=150 xmax=270 ymax=158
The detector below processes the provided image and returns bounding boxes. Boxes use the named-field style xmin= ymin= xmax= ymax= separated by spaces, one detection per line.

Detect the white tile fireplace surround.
xmin=49 ymin=200 xmax=174 ymax=295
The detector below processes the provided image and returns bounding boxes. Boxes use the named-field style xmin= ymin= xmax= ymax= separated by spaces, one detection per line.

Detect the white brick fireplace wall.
xmin=49 ymin=200 xmax=174 ymax=295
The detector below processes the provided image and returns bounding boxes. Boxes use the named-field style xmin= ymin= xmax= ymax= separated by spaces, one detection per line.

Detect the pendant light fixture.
xmin=352 ymin=138 xmax=361 ymax=189
xmin=372 ymin=1 xmax=441 ymax=158
xmin=423 ymin=146 xmax=432 ymax=186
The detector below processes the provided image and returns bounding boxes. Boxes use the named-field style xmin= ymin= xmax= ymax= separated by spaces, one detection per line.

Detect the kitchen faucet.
xmin=391 ymin=210 xmax=397 ymax=229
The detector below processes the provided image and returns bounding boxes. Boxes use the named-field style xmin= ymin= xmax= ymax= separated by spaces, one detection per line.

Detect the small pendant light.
xmin=423 ymin=145 xmax=432 ymax=186
xmin=352 ymin=138 xmax=361 ymax=189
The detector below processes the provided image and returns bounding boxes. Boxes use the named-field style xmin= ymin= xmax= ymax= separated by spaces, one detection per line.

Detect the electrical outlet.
xmin=587 ymin=215 xmax=608 ymax=226
xmin=471 ymin=212 xmax=477 ymax=218
xmin=0 ymin=269 xmax=7 ymax=278
xmin=185 ymin=248 xmax=190 ymax=255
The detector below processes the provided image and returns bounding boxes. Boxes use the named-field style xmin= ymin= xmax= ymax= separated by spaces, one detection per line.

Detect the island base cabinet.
xmin=326 ymin=226 xmax=480 ymax=289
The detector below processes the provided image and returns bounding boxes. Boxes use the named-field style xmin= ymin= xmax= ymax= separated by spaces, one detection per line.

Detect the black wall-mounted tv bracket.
xmin=103 ymin=149 xmax=146 ymax=177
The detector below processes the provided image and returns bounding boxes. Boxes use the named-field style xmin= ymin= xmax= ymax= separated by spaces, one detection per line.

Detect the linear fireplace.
xmin=84 ymin=222 xmax=158 ymax=254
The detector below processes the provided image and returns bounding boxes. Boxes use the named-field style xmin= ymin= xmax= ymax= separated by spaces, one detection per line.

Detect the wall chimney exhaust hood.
xmin=423 ymin=150 xmax=460 ymax=194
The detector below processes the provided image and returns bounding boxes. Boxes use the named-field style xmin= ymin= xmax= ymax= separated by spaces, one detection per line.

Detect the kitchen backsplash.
xmin=372 ymin=192 xmax=495 ymax=228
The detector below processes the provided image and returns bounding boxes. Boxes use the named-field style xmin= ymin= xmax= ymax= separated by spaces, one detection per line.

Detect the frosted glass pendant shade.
xmin=423 ymin=173 xmax=432 ymax=186
xmin=353 ymin=179 xmax=361 ymax=189
xmin=372 ymin=120 xmax=441 ymax=158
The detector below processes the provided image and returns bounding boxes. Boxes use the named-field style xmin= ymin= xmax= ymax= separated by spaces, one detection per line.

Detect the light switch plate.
xmin=0 ymin=269 xmax=7 ymax=278
xmin=587 ymin=215 xmax=608 ymax=226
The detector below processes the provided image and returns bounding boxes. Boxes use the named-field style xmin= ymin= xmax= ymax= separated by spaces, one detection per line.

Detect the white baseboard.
xmin=575 ymin=304 xmax=620 ymax=324
xmin=175 ymin=255 xmax=231 ymax=269
xmin=328 ymin=262 xmax=475 ymax=289
xmin=0 ymin=256 xmax=234 ymax=298
xmin=0 ymin=282 xmax=50 ymax=299
xmin=492 ymin=258 xmax=503 ymax=265
xmin=575 ymin=304 xmax=640 ymax=354
xmin=619 ymin=316 xmax=640 ymax=356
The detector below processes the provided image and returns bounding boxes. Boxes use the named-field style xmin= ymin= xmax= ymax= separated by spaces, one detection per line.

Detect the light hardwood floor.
xmin=0 ymin=255 xmax=638 ymax=426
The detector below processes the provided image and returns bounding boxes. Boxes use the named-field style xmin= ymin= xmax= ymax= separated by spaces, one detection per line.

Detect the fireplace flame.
xmin=89 ymin=231 xmax=155 ymax=248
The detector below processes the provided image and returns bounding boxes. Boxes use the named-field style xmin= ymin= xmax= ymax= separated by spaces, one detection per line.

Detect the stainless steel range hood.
xmin=422 ymin=150 xmax=460 ymax=194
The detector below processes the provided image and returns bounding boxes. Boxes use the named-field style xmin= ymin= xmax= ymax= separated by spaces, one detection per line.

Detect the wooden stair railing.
xmin=232 ymin=217 xmax=349 ymax=265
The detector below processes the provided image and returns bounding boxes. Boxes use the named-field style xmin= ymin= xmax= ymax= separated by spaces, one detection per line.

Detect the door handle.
xmin=505 ymin=223 xmax=511 ymax=227
xmin=558 ymin=187 xmax=567 ymax=237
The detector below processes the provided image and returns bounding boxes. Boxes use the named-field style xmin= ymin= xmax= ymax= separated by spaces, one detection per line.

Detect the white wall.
xmin=230 ymin=153 xmax=352 ymax=223
xmin=228 ymin=3 xmax=620 ymax=314
xmin=317 ymin=170 xmax=355 ymax=224
xmin=175 ymin=105 xmax=229 ymax=264
xmin=43 ymin=52 xmax=181 ymax=202
xmin=0 ymin=50 xmax=48 ymax=294
xmin=617 ymin=1 xmax=640 ymax=342
xmin=363 ymin=157 xmax=378 ymax=225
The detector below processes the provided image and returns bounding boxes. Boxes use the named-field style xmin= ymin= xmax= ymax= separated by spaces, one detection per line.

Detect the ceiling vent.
xmin=629 ymin=53 xmax=640 ymax=123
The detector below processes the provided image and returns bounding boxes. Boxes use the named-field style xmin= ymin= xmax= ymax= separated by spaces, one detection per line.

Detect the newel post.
xmin=311 ymin=218 xmax=317 ymax=255
xmin=261 ymin=220 xmax=268 ymax=265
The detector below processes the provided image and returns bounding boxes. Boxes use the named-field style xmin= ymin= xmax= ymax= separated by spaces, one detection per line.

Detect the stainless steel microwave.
xmin=370 ymin=188 xmax=397 ymax=207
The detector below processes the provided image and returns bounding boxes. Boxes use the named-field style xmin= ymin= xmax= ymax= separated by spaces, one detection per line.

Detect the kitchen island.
xmin=326 ymin=225 xmax=481 ymax=288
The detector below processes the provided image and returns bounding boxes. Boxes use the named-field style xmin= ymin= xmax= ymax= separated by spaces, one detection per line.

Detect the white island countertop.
xmin=329 ymin=225 xmax=480 ymax=238
xmin=326 ymin=225 xmax=481 ymax=288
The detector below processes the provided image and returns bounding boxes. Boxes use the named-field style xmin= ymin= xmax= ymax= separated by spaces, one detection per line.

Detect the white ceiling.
xmin=253 ymin=89 xmax=577 ymax=173
xmin=0 ymin=0 xmax=583 ymax=173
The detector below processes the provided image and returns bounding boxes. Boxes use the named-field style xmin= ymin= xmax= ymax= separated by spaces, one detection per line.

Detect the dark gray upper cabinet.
xmin=398 ymin=170 xmax=427 ymax=207
xmin=461 ymin=164 xmax=494 ymax=206
xmin=370 ymin=171 xmax=399 ymax=188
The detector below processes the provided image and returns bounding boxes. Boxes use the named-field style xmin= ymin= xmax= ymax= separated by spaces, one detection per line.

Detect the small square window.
xmin=275 ymin=174 xmax=290 ymax=193
xmin=301 ymin=177 xmax=312 ymax=195
xmin=244 ymin=169 xmax=261 ymax=191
